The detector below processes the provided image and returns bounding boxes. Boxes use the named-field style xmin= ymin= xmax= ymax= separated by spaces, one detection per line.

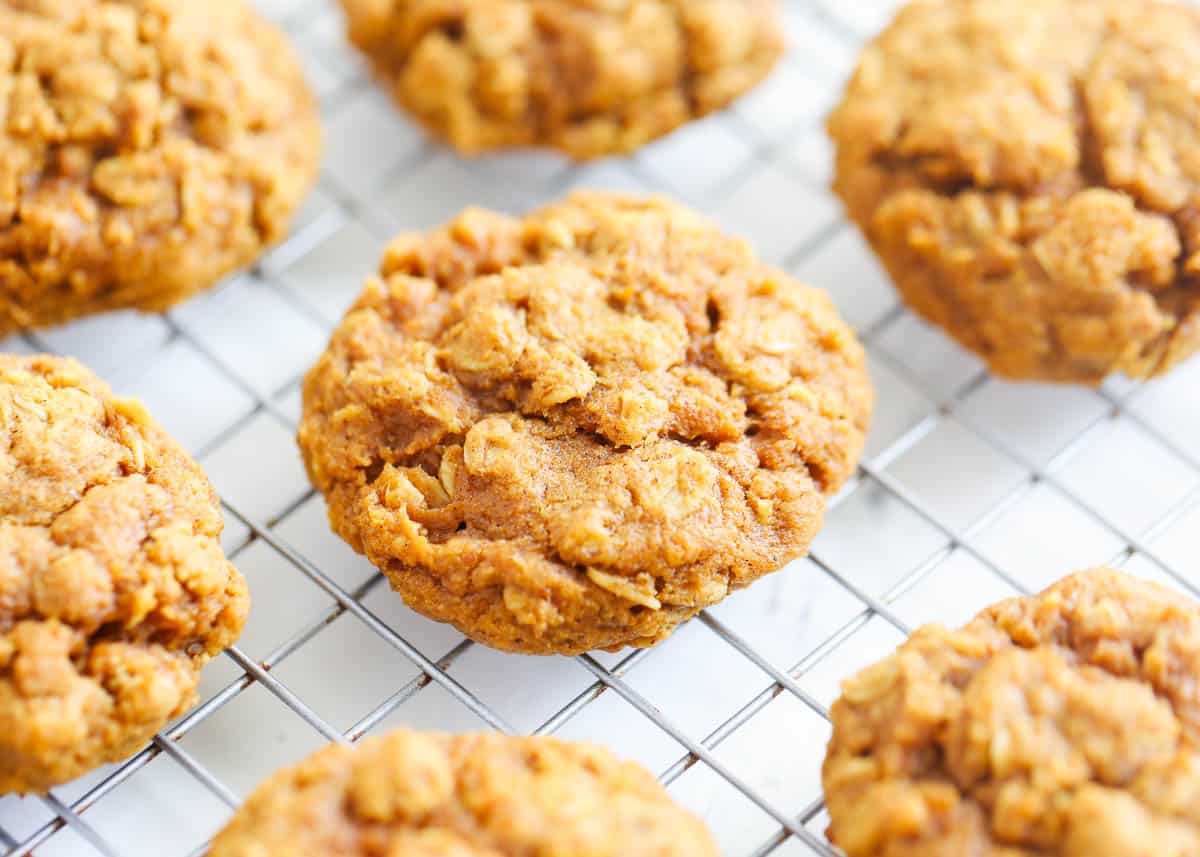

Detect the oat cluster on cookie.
xmin=339 ymin=0 xmax=785 ymax=159
xmin=829 ymin=0 xmax=1200 ymax=383
xmin=208 ymin=729 xmax=719 ymax=857
xmin=0 ymin=0 xmax=321 ymax=335
xmin=298 ymin=192 xmax=872 ymax=655
xmin=0 ymin=355 xmax=249 ymax=795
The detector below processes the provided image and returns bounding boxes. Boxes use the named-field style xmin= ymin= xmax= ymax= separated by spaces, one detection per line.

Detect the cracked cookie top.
xmin=0 ymin=355 xmax=248 ymax=794
xmin=298 ymin=192 xmax=872 ymax=655
xmin=828 ymin=0 xmax=1200 ymax=383
xmin=209 ymin=729 xmax=719 ymax=857
xmin=823 ymin=569 xmax=1200 ymax=857
xmin=0 ymin=0 xmax=321 ymax=336
xmin=339 ymin=0 xmax=784 ymax=159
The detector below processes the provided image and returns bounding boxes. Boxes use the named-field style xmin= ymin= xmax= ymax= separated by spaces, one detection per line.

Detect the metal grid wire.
xmin=3 ymin=0 xmax=1200 ymax=854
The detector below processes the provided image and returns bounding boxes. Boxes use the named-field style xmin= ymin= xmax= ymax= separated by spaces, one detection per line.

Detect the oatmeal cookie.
xmin=298 ymin=192 xmax=871 ymax=655
xmin=828 ymin=0 xmax=1200 ymax=384
xmin=209 ymin=729 xmax=719 ymax=857
xmin=823 ymin=569 xmax=1200 ymax=857
xmin=0 ymin=355 xmax=249 ymax=794
xmin=338 ymin=0 xmax=785 ymax=159
xmin=0 ymin=0 xmax=321 ymax=336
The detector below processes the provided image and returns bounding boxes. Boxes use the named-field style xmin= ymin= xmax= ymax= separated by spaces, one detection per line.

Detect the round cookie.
xmin=298 ymin=192 xmax=872 ymax=655
xmin=0 ymin=355 xmax=249 ymax=795
xmin=209 ymin=729 xmax=719 ymax=857
xmin=823 ymin=569 xmax=1200 ymax=857
xmin=0 ymin=0 xmax=322 ymax=336
xmin=338 ymin=0 xmax=785 ymax=159
xmin=827 ymin=0 xmax=1200 ymax=384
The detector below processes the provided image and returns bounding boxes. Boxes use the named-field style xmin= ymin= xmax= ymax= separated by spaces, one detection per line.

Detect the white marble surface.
xmin=3 ymin=1 xmax=1200 ymax=855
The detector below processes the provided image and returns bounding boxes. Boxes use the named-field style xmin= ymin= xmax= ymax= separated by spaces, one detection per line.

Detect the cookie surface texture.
xmin=828 ymin=0 xmax=1200 ymax=383
xmin=339 ymin=0 xmax=785 ymax=158
xmin=0 ymin=355 xmax=249 ymax=794
xmin=208 ymin=729 xmax=720 ymax=857
xmin=823 ymin=568 xmax=1200 ymax=857
xmin=298 ymin=192 xmax=872 ymax=655
xmin=0 ymin=0 xmax=322 ymax=335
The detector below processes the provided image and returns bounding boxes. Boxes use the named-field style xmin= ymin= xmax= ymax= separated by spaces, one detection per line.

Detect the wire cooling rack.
xmin=4 ymin=0 xmax=1200 ymax=854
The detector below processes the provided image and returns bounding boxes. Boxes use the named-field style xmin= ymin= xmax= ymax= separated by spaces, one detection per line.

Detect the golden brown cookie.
xmin=339 ymin=0 xmax=785 ymax=159
xmin=209 ymin=729 xmax=719 ymax=857
xmin=823 ymin=569 xmax=1200 ymax=857
xmin=298 ymin=192 xmax=872 ymax=655
xmin=828 ymin=0 xmax=1200 ymax=384
xmin=0 ymin=355 xmax=249 ymax=795
xmin=0 ymin=0 xmax=322 ymax=336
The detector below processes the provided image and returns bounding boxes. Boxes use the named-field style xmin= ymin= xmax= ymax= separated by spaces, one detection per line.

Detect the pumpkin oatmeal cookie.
xmin=209 ymin=729 xmax=718 ymax=857
xmin=0 ymin=0 xmax=321 ymax=336
xmin=828 ymin=0 xmax=1200 ymax=384
xmin=298 ymin=192 xmax=872 ymax=655
xmin=0 ymin=355 xmax=249 ymax=794
xmin=823 ymin=569 xmax=1200 ymax=857
xmin=338 ymin=0 xmax=785 ymax=159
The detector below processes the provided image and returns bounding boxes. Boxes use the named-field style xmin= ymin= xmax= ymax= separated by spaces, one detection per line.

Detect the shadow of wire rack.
xmin=4 ymin=0 xmax=1200 ymax=854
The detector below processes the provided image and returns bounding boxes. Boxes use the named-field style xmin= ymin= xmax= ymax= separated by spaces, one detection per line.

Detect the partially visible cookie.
xmin=298 ymin=192 xmax=872 ymax=655
xmin=339 ymin=0 xmax=784 ymax=159
xmin=823 ymin=569 xmax=1200 ymax=857
xmin=209 ymin=729 xmax=719 ymax=857
xmin=828 ymin=0 xmax=1200 ymax=384
xmin=0 ymin=355 xmax=249 ymax=795
xmin=0 ymin=0 xmax=322 ymax=335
